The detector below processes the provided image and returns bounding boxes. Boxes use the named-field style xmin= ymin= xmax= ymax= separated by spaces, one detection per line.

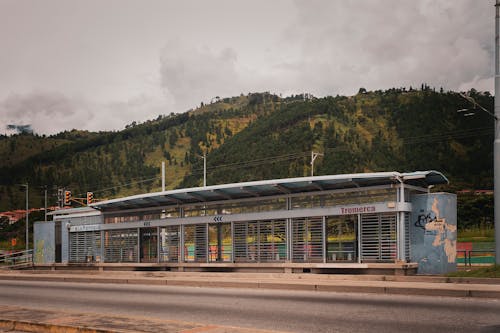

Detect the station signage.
xmin=339 ymin=206 xmax=376 ymax=215
xmin=70 ymin=224 xmax=101 ymax=232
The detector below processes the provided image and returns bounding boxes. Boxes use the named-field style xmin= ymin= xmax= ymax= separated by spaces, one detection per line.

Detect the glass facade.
xmin=67 ymin=186 xmax=410 ymax=265
xmin=291 ymin=188 xmax=397 ymax=209
xmin=326 ymin=215 xmax=357 ymax=262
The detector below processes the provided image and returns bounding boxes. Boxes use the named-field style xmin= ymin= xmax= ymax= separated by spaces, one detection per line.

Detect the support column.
xmin=157 ymin=226 xmax=161 ymax=264
xmin=100 ymin=231 xmax=104 ymax=263
xmin=322 ymin=216 xmax=326 ymax=263
xmin=137 ymin=228 xmax=141 ymax=263
xmin=357 ymin=214 xmax=361 ymax=263
xmin=398 ymin=183 xmax=406 ymax=262
xmin=179 ymin=225 xmax=185 ymax=263
xmin=286 ymin=197 xmax=292 ymax=262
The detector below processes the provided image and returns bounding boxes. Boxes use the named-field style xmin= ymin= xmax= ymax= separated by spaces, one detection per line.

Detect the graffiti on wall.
xmin=414 ymin=197 xmax=456 ymax=263
xmin=414 ymin=211 xmax=437 ymax=230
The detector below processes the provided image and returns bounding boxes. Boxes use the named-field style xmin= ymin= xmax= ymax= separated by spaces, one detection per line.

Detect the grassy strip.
xmin=458 ymin=227 xmax=495 ymax=242
xmin=447 ymin=265 xmax=500 ymax=278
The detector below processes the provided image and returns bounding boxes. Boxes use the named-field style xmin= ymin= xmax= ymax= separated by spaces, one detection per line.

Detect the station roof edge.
xmin=83 ymin=171 xmax=447 ymax=213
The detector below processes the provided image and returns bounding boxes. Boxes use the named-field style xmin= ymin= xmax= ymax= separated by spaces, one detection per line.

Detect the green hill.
xmin=0 ymin=88 xmax=494 ymax=230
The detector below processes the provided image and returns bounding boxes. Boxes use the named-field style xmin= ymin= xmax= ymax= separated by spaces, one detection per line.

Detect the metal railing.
xmin=457 ymin=249 xmax=496 ymax=267
xmin=0 ymin=249 xmax=33 ymax=269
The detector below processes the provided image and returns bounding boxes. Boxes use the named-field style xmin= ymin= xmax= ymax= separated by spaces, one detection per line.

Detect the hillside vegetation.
xmin=0 ymin=88 xmax=494 ymax=229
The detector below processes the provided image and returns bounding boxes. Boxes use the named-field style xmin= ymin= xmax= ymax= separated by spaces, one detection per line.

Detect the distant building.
xmin=0 ymin=207 xmax=57 ymax=225
xmin=457 ymin=189 xmax=493 ymax=196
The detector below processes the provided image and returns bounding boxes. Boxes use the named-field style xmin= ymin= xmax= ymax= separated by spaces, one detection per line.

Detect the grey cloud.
xmin=280 ymin=0 xmax=493 ymax=95
xmin=160 ymin=40 xmax=243 ymax=110
xmin=0 ymin=91 xmax=172 ymax=135
xmin=0 ymin=91 xmax=91 ymax=134
xmin=0 ymin=1 xmax=495 ymax=135
xmin=2 ymin=92 xmax=77 ymax=118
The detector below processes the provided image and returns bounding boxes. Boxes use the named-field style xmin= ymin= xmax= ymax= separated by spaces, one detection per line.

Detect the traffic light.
xmin=64 ymin=190 xmax=71 ymax=206
xmin=87 ymin=191 xmax=94 ymax=205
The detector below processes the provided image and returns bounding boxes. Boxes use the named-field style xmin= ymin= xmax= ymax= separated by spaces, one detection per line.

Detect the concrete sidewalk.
xmin=0 ymin=305 xmax=287 ymax=333
xmin=0 ymin=270 xmax=500 ymax=299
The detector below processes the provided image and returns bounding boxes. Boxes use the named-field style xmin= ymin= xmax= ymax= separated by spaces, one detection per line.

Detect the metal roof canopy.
xmin=48 ymin=206 xmax=98 ymax=216
xmin=90 ymin=171 xmax=448 ymax=212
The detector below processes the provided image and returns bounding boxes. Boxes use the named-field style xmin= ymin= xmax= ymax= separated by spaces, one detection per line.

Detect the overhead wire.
xmin=189 ymin=152 xmax=310 ymax=175
xmin=401 ymin=127 xmax=493 ymax=145
xmin=64 ymin=123 xmax=495 ymax=197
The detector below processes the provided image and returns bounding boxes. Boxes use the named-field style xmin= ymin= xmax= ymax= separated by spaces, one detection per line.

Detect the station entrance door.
xmin=209 ymin=223 xmax=232 ymax=262
xmin=140 ymin=227 xmax=158 ymax=263
xmin=326 ymin=215 xmax=358 ymax=262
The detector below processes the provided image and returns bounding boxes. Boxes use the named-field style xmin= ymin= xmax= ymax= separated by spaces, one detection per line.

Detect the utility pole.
xmin=44 ymin=186 xmax=47 ymax=222
xmin=200 ymin=153 xmax=207 ymax=187
xmin=195 ymin=153 xmax=208 ymax=187
xmin=19 ymin=184 xmax=29 ymax=251
xmin=310 ymin=151 xmax=324 ymax=177
xmin=161 ymin=161 xmax=166 ymax=192
xmin=26 ymin=184 xmax=28 ymax=251
xmin=495 ymin=0 xmax=500 ymax=264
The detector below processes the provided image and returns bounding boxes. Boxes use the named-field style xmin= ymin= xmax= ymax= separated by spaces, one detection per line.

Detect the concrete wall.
xmin=411 ymin=193 xmax=457 ymax=274
xmin=34 ymin=221 xmax=55 ymax=264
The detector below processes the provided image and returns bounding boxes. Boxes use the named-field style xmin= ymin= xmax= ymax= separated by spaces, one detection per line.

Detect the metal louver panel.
xmin=103 ymin=229 xmax=138 ymax=263
xmin=380 ymin=214 xmax=397 ymax=261
xmin=69 ymin=231 xmax=100 ymax=263
xmin=233 ymin=220 xmax=285 ymax=262
xmin=361 ymin=214 xmax=396 ymax=262
xmin=233 ymin=222 xmax=255 ymax=262
xmin=194 ymin=224 xmax=208 ymax=262
xmin=404 ymin=213 xmax=411 ymax=262
xmin=183 ymin=224 xmax=208 ymax=262
xmin=292 ymin=217 xmax=323 ymax=262
xmin=259 ymin=220 xmax=286 ymax=262
xmin=360 ymin=214 xmax=379 ymax=261
xmin=160 ymin=225 xmax=179 ymax=262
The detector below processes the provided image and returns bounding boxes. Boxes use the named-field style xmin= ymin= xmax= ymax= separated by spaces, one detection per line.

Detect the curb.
xmin=0 ymin=319 xmax=113 ymax=333
xmin=1 ymin=273 xmax=500 ymax=299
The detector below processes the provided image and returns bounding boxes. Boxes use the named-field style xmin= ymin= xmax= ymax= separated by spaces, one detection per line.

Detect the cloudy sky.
xmin=0 ymin=0 xmax=495 ymax=135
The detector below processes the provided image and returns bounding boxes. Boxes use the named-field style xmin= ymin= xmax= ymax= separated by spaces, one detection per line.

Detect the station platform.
xmin=31 ymin=261 xmax=420 ymax=275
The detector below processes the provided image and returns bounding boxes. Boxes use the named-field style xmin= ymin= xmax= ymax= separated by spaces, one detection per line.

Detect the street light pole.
xmin=310 ymin=151 xmax=324 ymax=177
xmin=161 ymin=161 xmax=166 ymax=192
xmin=495 ymin=0 xmax=500 ymax=264
xmin=41 ymin=185 xmax=47 ymax=223
xmin=20 ymin=184 xmax=29 ymax=251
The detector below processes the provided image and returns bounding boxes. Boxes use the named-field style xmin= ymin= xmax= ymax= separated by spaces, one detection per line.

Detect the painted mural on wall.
xmin=33 ymin=221 xmax=55 ymax=264
xmin=416 ymin=197 xmax=457 ymax=263
xmin=411 ymin=193 xmax=457 ymax=274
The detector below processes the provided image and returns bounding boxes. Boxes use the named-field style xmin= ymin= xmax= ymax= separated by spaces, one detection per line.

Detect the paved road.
xmin=0 ymin=280 xmax=499 ymax=333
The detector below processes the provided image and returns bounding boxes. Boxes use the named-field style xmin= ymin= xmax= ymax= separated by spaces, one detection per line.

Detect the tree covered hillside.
xmin=182 ymin=88 xmax=493 ymax=192
xmin=0 ymin=88 xmax=494 ymax=229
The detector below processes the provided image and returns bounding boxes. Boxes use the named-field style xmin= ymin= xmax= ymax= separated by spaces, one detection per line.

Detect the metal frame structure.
xmin=48 ymin=171 xmax=449 ymax=272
